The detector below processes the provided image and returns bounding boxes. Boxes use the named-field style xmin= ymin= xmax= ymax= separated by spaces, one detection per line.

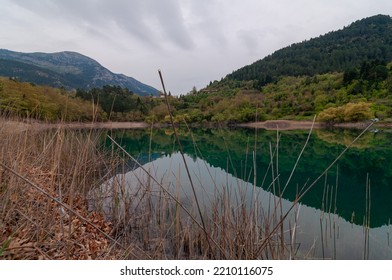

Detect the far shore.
xmin=2 ymin=118 xmax=392 ymax=133
xmin=238 ymin=120 xmax=392 ymax=130
xmin=0 ymin=120 xmax=149 ymax=133
xmin=238 ymin=120 xmax=324 ymax=130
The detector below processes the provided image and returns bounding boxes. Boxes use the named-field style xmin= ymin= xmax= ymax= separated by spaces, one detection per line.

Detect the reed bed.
xmin=0 ymin=115 xmax=297 ymax=259
xmin=0 ymin=119 xmax=126 ymax=259
xmin=0 ymin=110 xmax=373 ymax=259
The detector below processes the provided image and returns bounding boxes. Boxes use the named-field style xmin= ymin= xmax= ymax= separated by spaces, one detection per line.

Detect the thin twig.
xmin=158 ymin=69 xmax=220 ymax=259
xmin=255 ymin=120 xmax=374 ymax=258
xmin=281 ymin=115 xmax=316 ymax=197
xmin=107 ymin=134 xmax=228 ymax=258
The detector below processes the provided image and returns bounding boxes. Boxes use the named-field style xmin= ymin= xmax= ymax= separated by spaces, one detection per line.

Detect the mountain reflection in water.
xmin=97 ymin=127 xmax=392 ymax=259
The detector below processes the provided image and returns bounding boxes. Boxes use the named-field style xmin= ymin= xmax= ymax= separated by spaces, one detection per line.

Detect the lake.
xmin=95 ymin=126 xmax=392 ymax=259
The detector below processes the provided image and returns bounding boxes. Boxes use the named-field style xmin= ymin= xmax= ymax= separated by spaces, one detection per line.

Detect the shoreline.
xmin=0 ymin=120 xmax=149 ymax=133
xmin=238 ymin=120 xmax=324 ymax=130
xmin=47 ymin=121 xmax=150 ymax=130
xmin=239 ymin=120 xmax=392 ymax=130
xmin=2 ymin=118 xmax=392 ymax=132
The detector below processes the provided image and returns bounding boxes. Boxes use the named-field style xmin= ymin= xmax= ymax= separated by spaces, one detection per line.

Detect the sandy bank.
xmin=49 ymin=121 xmax=149 ymax=129
xmin=0 ymin=119 xmax=149 ymax=133
xmin=238 ymin=120 xmax=324 ymax=130
xmin=2 ymin=118 xmax=391 ymax=133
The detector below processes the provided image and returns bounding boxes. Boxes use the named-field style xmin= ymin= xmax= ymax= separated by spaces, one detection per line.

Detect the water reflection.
xmin=99 ymin=127 xmax=392 ymax=259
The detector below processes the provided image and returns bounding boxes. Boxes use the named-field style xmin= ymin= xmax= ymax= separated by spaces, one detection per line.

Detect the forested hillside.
xmin=162 ymin=14 xmax=392 ymax=124
xmin=0 ymin=77 xmax=102 ymax=121
xmin=2 ymin=15 xmax=392 ymax=125
xmin=76 ymin=86 xmax=159 ymax=121
xmin=175 ymin=60 xmax=392 ymax=124
xmin=2 ymin=59 xmax=392 ymax=124
xmin=226 ymin=15 xmax=392 ymax=88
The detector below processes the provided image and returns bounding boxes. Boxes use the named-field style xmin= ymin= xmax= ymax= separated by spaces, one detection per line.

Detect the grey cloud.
xmin=3 ymin=0 xmax=392 ymax=95
xmin=237 ymin=30 xmax=260 ymax=54
xmin=186 ymin=0 xmax=228 ymax=47
xmin=144 ymin=0 xmax=194 ymax=50
xmin=12 ymin=0 xmax=195 ymax=50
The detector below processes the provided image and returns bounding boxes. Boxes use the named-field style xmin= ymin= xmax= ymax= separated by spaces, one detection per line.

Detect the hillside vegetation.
xmin=166 ymin=14 xmax=392 ymax=124
xmin=227 ymin=15 xmax=392 ymax=88
xmin=0 ymin=77 xmax=101 ymax=121
xmin=175 ymin=60 xmax=392 ymax=124
xmin=2 ymin=15 xmax=392 ymax=124
xmin=76 ymin=86 xmax=159 ymax=121
xmin=2 ymin=59 xmax=392 ymax=124
xmin=0 ymin=76 xmax=165 ymax=122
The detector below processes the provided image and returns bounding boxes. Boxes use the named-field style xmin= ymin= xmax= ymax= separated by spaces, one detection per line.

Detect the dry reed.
xmin=0 ymin=109 xmax=373 ymax=259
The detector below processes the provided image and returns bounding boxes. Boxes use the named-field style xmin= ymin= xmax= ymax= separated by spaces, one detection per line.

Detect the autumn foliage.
xmin=317 ymin=102 xmax=373 ymax=123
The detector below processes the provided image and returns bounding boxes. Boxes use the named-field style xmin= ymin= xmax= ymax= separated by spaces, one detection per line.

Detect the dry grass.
xmin=0 ymin=115 xmax=297 ymax=259
xmin=0 ymin=118 xmax=128 ymax=259
xmin=0 ymin=113 xmax=373 ymax=260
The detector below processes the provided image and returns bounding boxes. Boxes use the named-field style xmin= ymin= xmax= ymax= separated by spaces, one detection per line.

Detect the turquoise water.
xmin=101 ymin=127 xmax=392 ymax=259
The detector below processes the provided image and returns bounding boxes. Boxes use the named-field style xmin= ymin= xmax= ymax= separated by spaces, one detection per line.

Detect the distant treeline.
xmin=1 ymin=60 xmax=391 ymax=124
xmin=76 ymin=86 xmax=153 ymax=121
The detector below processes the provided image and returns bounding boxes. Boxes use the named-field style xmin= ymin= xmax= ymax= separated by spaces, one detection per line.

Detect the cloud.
xmin=10 ymin=0 xmax=195 ymax=51
xmin=2 ymin=0 xmax=392 ymax=94
xmin=144 ymin=0 xmax=195 ymax=50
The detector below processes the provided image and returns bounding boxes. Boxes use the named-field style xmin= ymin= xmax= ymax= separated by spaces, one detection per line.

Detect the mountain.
xmin=225 ymin=14 xmax=392 ymax=88
xmin=0 ymin=49 xmax=159 ymax=96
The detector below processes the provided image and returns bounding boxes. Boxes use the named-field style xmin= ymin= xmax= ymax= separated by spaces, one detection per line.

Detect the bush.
xmin=343 ymin=102 xmax=373 ymax=122
xmin=318 ymin=102 xmax=373 ymax=123
xmin=318 ymin=107 xmax=344 ymax=123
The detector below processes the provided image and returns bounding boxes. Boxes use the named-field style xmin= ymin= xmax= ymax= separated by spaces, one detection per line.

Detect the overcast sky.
xmin=1 ymin=0 xmax=392 ymax=95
